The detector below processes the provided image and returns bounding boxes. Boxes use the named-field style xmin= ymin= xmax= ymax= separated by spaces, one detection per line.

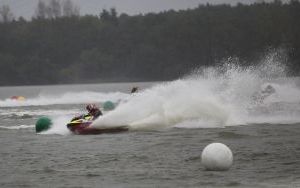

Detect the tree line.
xmin=0 ymin=0 xmax=299 ymax=86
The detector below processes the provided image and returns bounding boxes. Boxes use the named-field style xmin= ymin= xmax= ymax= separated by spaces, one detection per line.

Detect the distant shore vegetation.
xmin=0 ymin=0 xmax=299 ymax=86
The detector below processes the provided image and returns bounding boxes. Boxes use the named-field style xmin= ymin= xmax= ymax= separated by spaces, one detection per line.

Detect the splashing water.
xmin=92 ymin=52 xmax=300 ymax=130
xmin=40 ymin=115 xmax=72 ymax=135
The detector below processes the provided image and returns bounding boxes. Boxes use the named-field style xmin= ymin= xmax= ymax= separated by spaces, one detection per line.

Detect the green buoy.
xmin=103 ymin=101 xmax=115 ymax=111
xmin=35 ymin=117 xmax=52 ymax=133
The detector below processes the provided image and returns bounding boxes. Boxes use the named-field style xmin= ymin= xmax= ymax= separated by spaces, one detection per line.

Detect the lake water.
xmin=1 ymin=70 xmax=300 ymax=187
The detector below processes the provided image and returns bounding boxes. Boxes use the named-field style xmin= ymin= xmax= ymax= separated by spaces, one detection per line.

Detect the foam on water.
xmin=0 ymin=108 xmax=81 ymax=117
xmin=0 ymin=91 xmax=128 ymax=107
xmin=0 ymin=124 xmax=34 ymax=130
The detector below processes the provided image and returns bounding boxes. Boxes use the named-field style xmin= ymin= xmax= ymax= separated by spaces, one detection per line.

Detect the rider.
xmin=86 ymin=104 xmax=103 ymax=120
xmin=72 ymin=104 xmax=102 ymax=121
xmin=131 ymin=87 xmax=139 ymax=94
xmin=261 ymin=85 xmax=276 ymax=95
xmin=252 ymin=84 xmax=276 ymax=104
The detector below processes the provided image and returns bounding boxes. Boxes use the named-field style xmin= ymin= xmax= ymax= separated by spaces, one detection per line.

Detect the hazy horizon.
xmin=0 ymin=0 xmax=290 ymax=20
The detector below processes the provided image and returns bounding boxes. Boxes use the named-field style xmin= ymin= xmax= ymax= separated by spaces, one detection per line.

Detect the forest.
xmin=0 ymin=0 xmax=299 ymax=86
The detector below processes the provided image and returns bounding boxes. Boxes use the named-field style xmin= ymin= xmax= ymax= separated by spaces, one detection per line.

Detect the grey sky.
xmin=0 ymin=0 xmax=289 ymax=19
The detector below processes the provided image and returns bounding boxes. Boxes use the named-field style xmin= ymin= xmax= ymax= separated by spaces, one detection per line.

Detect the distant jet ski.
xmin=252 ymin=84 xmax=276 ymax=104
xmin=261 ymin=84 xmax=276 ymax=96
xmin=10 ymin=96 xmax=26 ymax=101
xmin=66 ymin=115 xmax=128 ymax=135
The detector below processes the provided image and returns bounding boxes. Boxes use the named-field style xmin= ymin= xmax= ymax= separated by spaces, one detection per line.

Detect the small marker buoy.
xmin=35 ymin=117 xmax=52 ymax=133
xmin=103 ymin=101 xmax=115 ymax=111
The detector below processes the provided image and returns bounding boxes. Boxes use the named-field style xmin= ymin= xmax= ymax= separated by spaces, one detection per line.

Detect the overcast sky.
xmin=0 ymin=0 xmax=289 ymax=19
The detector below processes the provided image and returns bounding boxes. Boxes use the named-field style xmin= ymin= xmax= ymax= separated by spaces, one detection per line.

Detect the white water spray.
xmin=92 ymin=51 xmax=300 ymax=130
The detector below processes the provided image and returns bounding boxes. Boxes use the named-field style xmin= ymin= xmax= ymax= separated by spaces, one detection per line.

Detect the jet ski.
xmin=66 ymin=115 xmax=129 ymax=135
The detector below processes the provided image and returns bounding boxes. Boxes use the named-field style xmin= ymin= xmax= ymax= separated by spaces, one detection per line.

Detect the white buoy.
xmin=201 ymin=143 xmax=233 ymax=171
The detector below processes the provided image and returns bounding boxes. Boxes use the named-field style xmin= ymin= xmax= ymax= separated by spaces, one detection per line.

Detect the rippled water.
xmin=1 ymin=121 xmax=300 ymax=187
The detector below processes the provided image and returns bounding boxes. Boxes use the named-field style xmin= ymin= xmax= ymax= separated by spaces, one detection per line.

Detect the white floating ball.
xmin=201 ymin=143 xmax=233 ymax=171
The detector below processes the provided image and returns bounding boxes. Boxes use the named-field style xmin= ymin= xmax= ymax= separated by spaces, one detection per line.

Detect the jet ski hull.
xmin=67 ymin=117 xmax=128 ymax=135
